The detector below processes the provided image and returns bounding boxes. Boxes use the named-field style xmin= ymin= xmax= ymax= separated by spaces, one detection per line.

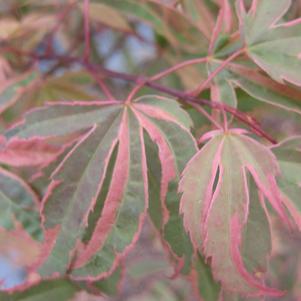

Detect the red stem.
xmin=189 ymin=48 xmax=245 ymax=96
xmin=83 ymin=0 xmax=91 ymax=63
xmin=125 ymin=55 xmax=208 ymax=103
xmin=0 ymin=48 xmax=276 ymax=144
xmin=86 ymin=66 xmax=114 ymax=100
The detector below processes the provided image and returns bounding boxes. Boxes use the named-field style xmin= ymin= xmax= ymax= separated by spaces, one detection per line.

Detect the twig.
xmin=0 ymin=49 xmax=276 ymax=144
xmin=83 ymin=0 xmax=91 ymax=63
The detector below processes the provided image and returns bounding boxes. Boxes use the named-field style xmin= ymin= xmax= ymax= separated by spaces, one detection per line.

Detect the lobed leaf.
xmin=5 ymin=96 xmax=196 ymax=280
xmin=238 ymin=0 xmax=301 ymax=86
xmin=179 ymin=129 xmax=291 ymax=296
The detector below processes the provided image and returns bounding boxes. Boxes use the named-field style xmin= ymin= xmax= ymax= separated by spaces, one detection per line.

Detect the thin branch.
xmin=86 ymin=66 xmax=114 ymax=100
xmin=0 ymin=49 xmax=276 ymax=144
xmin=150 ymin=56 xmax=208 ymax=82
xmin=189 ymin=48 xmax=245 ymax=96
xmin=187 ymin=101 xmax=223 ymax=130
xmin=125 ymin=56 xmax=208 ymax=103
xmin=83 ymin=0 xmax=91 ymax=63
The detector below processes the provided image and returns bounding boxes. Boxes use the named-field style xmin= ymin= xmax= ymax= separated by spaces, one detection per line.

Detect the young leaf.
xmin=179 ymin=129 xmax=291 ymax=296
xmin=5 ymin=96 xmax=196 ymax=280
xmin=238 ymin=0 xmax=301 ymax=86
xmin=0 ymin=168 xmax=41 ymax=240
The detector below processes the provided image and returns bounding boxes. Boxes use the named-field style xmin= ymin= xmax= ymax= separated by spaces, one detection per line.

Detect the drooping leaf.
xmin=230 ymin=65 xmax=301 ymax=115
xmin=0 ymin=167 xmax=42 ymax=240
xmin=179 ymin=129 xmax=293 ymax=296
xmin=5 ymin=96 xmax=196 ymax=280
xmin=145 ymin=110 xmax=197 ymax=274
xmin=272 ymin=136 xmax=301 ymax=231
xmin=238 ymin=0 xmax=301 ymax=86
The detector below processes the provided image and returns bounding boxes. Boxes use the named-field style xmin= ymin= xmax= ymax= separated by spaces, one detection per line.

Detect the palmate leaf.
xmin=0 ymin=167 xmax=42 ymax=240
xmin=179 ymin=129 xmax=296 ymax=296
xmin=238 ymin=0 xmax=301 ymax=86
xmin=5 ymin=96 xmax=196 ymax=280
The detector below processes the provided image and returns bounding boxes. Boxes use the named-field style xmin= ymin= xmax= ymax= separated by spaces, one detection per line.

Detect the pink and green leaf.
xmin=272 ymin=136 xmax=301 ymax=231
xmin=4 ymin=96 xmax=196 ymax=281
xmin=179 ymin=130 xmax=288 ymax=295
xmin=239 ymin=0 xmax=301 ymax=86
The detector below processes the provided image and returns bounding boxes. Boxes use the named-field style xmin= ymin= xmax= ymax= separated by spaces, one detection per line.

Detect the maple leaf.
xmin=5 ymin=96 xmax=196 ymax=280
xmin=179 ymin=129 xmax=294 ymax=296
xmin=0 ymin=167 xmax=41 ymax=240
xmin=238 ymin=0 xmax=301 ymax=86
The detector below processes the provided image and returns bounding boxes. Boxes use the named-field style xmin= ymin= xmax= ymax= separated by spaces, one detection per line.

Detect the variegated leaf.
xmin=238 ymin=0 xmax=301 ymax=86
xmin=272 ymin=136 xmax=301 ymax=231
xmin=179 ymin=129 xmax=293 ymax=296
xmin=0 ymin=168 xmax=41 ymax=240
xmin=5 ymin=96 xmax=196 ymax=280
